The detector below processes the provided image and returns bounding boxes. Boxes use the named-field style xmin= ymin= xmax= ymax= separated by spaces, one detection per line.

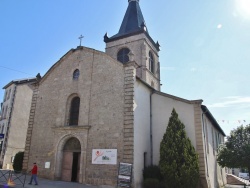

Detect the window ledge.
xmin=51 ymin=125 xmax=91 ymax=131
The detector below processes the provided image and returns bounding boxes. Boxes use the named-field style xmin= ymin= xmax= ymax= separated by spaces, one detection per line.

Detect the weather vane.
xmin=78 ymin=35 xmax=84 ymax=46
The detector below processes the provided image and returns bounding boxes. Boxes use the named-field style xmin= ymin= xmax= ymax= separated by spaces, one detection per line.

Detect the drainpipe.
xmin=150 ymin=89 xmax=155 ymax=165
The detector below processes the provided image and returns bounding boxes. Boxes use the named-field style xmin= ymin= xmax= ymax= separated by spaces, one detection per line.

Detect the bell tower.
xmin=104 ymin=0 xmax=161 ymax=91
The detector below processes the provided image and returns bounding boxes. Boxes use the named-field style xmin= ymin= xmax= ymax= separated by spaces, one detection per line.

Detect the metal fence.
xmin=0 ymin=170 xmax=27 ymax=187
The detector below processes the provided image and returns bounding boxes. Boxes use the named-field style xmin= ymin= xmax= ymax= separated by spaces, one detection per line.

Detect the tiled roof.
xmin=201 ymin=105 xmax=226 ymax=136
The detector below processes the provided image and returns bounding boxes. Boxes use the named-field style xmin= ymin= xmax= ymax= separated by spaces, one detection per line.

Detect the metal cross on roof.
xmin=78 ymin=35 xmax=84 ymax=46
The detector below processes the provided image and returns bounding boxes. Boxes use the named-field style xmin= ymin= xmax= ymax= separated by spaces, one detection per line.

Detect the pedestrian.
xmin=28 ymin=162 xmax=38 ymax=185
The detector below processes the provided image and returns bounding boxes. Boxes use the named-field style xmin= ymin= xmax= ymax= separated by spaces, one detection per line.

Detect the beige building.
xmin=0 ymin=78 xmax=36 ymax=169
xmin=19 ymin=0 xmax=226 ymax=187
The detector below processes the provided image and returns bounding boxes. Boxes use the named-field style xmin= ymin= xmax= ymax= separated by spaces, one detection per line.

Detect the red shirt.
xmin=31 ymin=165 xmax=38 ymax=174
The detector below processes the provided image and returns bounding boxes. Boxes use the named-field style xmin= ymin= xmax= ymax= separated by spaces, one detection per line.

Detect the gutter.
xmin=150 ymin=89 xmax=155 ymax=165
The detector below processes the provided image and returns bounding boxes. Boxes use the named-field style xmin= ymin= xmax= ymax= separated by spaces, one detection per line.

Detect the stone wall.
xmin=23 ymin=47 xmax=129 ymax=186
xmin=105 ymin=33 xmax=160 ymax=91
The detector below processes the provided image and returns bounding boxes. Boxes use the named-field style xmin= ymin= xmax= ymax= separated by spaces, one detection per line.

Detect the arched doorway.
xmin=61 ymin=137 xmax=81 ymax=182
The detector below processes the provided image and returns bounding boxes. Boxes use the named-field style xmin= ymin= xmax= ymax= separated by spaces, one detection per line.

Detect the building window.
xmin=117 ymin=48 xmax=130 ymax=64
xmin=211 ymin=127 xmax=215 ymax=155
xmin=4 ymin=91 xmax=7 ymax=101
xmin=2 ymin=107 xmax=6 ymax=119
xmin=73 ymin=69 xmax=80 ymax=80
xmin=205 ymin=119 xmax=209 ymax=154
xmin=11 ymin=156 xmax=15 ymax=163
xmin=149 ymin=51 xmax=154 ymax=73
xmin=1 ymin=107 xmax=4 ymax=119
xmin=151 ymin=81 xmax=154 ymax=88
xmin=1 ymin=124 xmax=4 ymax=133
xmin=69 ymin=97 xmax=80 ymax=126
xmin=4 ymin=106 xmax=8 ymax=119
xmin=7 ymin=89 xmax=11 ymax=100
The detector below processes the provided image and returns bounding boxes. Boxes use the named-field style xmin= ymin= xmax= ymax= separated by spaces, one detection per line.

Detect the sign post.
xmin=92 ymin=149 xmax=117 ymax=165
xmin=0 ymin=134 xmax=4 ymax=139
xmin=117 ymin=162 xmax=133 ymax=188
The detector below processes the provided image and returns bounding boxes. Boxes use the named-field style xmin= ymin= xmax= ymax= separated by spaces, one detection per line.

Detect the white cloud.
xmin=207 ymin=96 xmax=250 ymax=108
xmin=217 ymin=24 xmax=222 ymax=29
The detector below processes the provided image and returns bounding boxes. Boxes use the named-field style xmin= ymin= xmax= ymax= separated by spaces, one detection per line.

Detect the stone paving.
xmin=0 ymin=173 xmax=107 ymax=188
xmin=0 ymin=170 xmax=249 ymax=188
xmin=0 ymin=176 xmax=107 ymax=188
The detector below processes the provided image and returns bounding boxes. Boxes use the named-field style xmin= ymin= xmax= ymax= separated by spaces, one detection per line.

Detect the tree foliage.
xmin=159 ymin=108 xmax=199 ymax=188
xmin=13 ymin=151 xmax=24 ymax=172
xmin=217 ymin=125 xmax=250 ymax=173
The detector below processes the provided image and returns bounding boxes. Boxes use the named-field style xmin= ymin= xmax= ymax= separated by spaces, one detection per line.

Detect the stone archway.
xmin=53 ymin=127 xmax=90 ymax=184
xmin=61 ymin=137 xmax=81 ymax=182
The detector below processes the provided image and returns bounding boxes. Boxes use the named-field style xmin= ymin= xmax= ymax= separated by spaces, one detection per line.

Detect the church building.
xmin=22 ymin=0 xmax=226 ymax=187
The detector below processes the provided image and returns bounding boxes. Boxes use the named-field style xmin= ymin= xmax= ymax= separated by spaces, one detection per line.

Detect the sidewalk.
xmin=225 ymin=185 xmax=250 ymax=188
xmin=1 ymin=175 xmax=114 ymax=188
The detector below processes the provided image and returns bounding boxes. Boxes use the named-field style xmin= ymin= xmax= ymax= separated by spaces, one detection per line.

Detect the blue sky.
xmin=0 ymin=0 xmax=250 ymax=135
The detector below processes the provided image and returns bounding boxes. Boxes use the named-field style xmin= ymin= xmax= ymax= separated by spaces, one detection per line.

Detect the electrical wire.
xmin=0 ymin=66 xmax=33 ymax=76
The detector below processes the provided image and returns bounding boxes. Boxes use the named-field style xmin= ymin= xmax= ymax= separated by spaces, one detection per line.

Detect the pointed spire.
xmin=156 ymin=41 xmax=161 ymax=51
xmin=105 ymin=0 xmax=160 ymax=52
xmin=103 ymin=32 xmax=109 ymax=42
xmin=119 ymin=0 xmax=146 ymax=34
xmin=108 ymin=0 xmax=147 ymax=39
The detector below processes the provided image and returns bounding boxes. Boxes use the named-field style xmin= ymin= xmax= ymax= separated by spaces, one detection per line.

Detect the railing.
xmin=0 ymin=170 xmax=27 ymax=187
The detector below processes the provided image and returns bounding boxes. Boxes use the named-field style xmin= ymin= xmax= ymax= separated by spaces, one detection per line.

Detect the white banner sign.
xmin=92 ymin=149 xmax=117 ymax=165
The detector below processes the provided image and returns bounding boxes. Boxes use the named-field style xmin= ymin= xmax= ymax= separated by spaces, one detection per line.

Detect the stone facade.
xmin=23 ymin=47 xmax=139 ymax=186
xmin=17 ymin=1 xmax=227 ymax=187
xmin=106 ymin=33 xmax=160 ymax=91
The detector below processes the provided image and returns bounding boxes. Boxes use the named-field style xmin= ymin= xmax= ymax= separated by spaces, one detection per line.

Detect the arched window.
xmin=69 ymin=97 xmax=80 ymax=126
xmin=149 ymin=52 xmax=154 ymax=73
xmin=73 ymin=69 xmax=80 ymax=80
xmin=117 ymin=48 xmax=130 ymax=64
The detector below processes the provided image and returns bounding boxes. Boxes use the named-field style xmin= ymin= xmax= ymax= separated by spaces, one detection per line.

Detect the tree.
xmin=13 ymin=151 xmax=24 ymax=172
xmin=217 ymin=125 xmax=250 ymax=174
xmin=159 ymin=108 xmax=199 ymax=188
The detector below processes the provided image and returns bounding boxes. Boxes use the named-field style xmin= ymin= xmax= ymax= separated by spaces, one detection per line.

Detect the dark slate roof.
xmin=104 ymin=0 xmax=160 ymax=51
xmin=3 ymin=77 xmax=37 ymax=89
xmin=115 ymin=0 xmax=148 ymax=38
xmin=201 ymin=105 xmax=226 ymax=136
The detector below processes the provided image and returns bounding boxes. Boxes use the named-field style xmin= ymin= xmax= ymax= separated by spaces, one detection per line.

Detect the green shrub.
xmin=143 ymin=165 xmax=163 ymax=181
xmin=13 ymin=151 xmax=24 ymax=172
xmin=143 ymin=178 xmax=159 ymax=188
xmin=158 ymin=181 xmax=167 ymax=188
